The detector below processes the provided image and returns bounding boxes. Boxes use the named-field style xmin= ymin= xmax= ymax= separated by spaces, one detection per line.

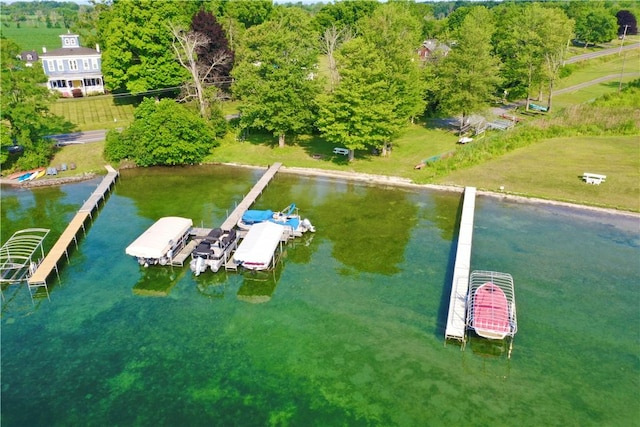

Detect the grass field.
xmin=435 ymin=135 xmax=640 ymax=211
xmin=0 ymin=25 xmax=66 ymax=51
xmin=50 ymin=95 xmax=138 ymax=131
xmin=552 ymin=76 xmax=639 ymax=109
xmin=49 ymin=141 xmax=108 ymax=176
xmin=557 ymin=50 xmax=640 ymax=91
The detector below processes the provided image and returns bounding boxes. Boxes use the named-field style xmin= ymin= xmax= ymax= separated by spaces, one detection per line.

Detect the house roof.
xmin=41 ymin=47 xmax=100 ymax=57
xmin=20 ymin=51 xmax=39 ymax=61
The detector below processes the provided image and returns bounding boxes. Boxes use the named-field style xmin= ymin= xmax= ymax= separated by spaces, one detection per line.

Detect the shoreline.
xmin=3 ymin=163 xmax=638 ymax=219
xmin=279 ymin=165 xmax=640 ymax=219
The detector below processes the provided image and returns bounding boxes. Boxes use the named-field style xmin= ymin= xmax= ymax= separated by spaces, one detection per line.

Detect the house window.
xmin=69 ymin=60 xmax=78 ymax=71
xmin=64 ymin=38 xmax=71 ymax=46
xmin=50 ymin=80 xmax=68 ymax=88
xmin=56 ymin=59 xmax=64 ymax=71
xmin=83 ymin=58 xmax=90 ymax=70
xmin=91 ymin=58 xmax=99 ymax=70
xmin=83 ymin=78 xmax=102 ymax=87
xmin=47 ymin=60 xmax=55 ymax=72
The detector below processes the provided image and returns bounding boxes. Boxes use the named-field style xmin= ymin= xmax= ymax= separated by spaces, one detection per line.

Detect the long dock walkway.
xmin=445 ymin=186 xmax=476 ymax=342
xmin=27 ymin=166 xmax=119 ymax=295
xmin=220 ymin=163 xmax=282 ymax=231
xmin=169 ymin=163 xmax=282 ymax=268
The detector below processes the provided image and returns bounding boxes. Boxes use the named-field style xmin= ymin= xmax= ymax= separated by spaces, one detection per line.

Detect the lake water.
xmin=2 ymin=165 xmax=639 ymax=426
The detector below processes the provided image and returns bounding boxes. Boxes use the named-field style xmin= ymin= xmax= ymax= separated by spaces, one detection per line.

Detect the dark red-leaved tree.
xmin=191 ymin=8 xmax=235 ymax=92
xmin=616 ymin=10 xmax=638 ymax=36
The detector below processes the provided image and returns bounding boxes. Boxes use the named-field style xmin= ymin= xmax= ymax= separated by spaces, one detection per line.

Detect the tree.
xmin=360 ymin=3 xmax=426 ymax=129
xmin=316 ymin=38 xmax=400 ymax=161
xmin=170 ymin=22 xmax=232 ymax=118
xmin=540 ymin=10 xmax=574 ymax=111
xmin=574 ymin=7 xmax=618 ymax=47
xmin=191 ymin=8 xmax=234 ymax=91
xmin=0 ymin=39 xmax=74 ymax=170
xmin=100 ymin=0 xmax=200 ymax=93
xmin=104 ymin=98 xmax=218 ymax=167
xmin=436 ymin=7 xmax=502 ymax=130
xmin=494 ymin=3 xmax=573 ymax=111
xmin=217 ymin=0 xmax=272 ymax=28
xmin=313 ymin=0 xmax=379 ymax=32
xmin=231 ymin=11 xmax=321 ymax=147
xmin=320 ymin=24 xmax=354 ymax=91
xmin=616 ymin=10 xmax=638 ymax=36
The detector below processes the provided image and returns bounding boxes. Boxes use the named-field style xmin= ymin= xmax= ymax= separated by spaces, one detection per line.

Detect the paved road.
xmin=554 ymin=73 xmax=640 ymax=94
xmin=46 ymin=129 xmax=110 ymax=145
xmin=565 ymin=43 xmax=639 ymax=64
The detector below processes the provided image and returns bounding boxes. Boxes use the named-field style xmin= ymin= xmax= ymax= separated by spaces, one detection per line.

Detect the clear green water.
xmin=2 ymin=165 xmax=639 ymax=427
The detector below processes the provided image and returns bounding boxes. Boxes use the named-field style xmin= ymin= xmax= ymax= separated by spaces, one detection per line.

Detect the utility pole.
xmin=618 ymin=51 xmax=627 ymax=93
xmin=618 ymin=25 xmax=629 ymax=55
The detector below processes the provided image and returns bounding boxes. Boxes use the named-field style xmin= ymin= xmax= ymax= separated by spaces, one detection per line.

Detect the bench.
xmin=333 ymin=147 xmax=349 ymax=156
xmin=583 ymin=172 xmax=606 ymax=185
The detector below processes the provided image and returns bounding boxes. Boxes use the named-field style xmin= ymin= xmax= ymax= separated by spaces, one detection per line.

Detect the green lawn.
xmin=205 ymin=123 xmax=460 ymax=178
xmin=50 ymin=95 xmax=138 ymax=131
xmin=557 ymin=50 xmax=640 ymax=91
xmin=552 ymin=76 xmax=639 ymax=109
xmin=435 ymin=135 xmax=640 ymax=211
xmin=49 ymin=141 xmax=109 ymax=176
xmin=0 ymin=24 xmax=66 ymax=51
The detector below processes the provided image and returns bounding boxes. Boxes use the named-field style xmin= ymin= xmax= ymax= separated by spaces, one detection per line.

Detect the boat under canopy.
xmin=466 ymin=270 xmax=518 ymax=340
xmin=233 ymin=221 xmax=285 ymax=271
xmin=126 ymin=217 xmax=193 ymax=266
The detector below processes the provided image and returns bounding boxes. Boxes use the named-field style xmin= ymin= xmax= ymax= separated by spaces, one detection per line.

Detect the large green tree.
xmin=0 ymin=38 xmax=73 ymax=170
xmin=574 ymin=6 xmax=618 ymax=47
xmin=100 ymin=0 xmax=201 ymax=93
xmin=231 ymin=9 xmax=321 ymax=147
xmin=104 ymin=98 xmax=218 ymax=167
xmin=436 ymin=7 xmax=502 ymax=129
xmin=360 ymin=3 xmax=426 ymax=129
xmin=316 ymin=38 xmax=399 ymax=160
xmin=494 ymin=3 xmax=574 ymax=110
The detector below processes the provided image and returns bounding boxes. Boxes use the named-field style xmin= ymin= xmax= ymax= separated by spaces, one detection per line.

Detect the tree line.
xmin=2 ymin=0 xmax=637 ymax=169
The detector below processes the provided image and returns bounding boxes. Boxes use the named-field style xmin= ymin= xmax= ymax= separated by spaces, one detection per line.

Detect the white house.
xmin=40 ymin=33 xmax=104 ymax=97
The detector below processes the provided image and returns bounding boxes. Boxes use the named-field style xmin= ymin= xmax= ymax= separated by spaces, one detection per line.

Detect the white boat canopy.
xmin=233 ymin=221 xmax=285 ymax=270
xmin=125 ymin=217 xmax=193 ymax=260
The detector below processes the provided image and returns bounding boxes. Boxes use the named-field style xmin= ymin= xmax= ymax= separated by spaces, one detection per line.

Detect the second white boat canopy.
xmin=233 ymin=221 xmax=285 ymax=270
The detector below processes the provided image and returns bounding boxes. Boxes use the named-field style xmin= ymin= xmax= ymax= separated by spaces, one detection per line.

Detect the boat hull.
xmin=472 ymin=282 xmax=511 ymax=340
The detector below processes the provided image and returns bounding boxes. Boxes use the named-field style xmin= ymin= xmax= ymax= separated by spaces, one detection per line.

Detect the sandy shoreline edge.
xmin=2 ymin=163 xmax=638 ymax=219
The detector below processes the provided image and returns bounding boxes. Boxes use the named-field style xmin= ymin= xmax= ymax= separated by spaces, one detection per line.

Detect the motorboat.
xmin=237 ymin=203 xmax=315 ymax=237
xmin=190 ymin=228 xmax=239 ymax=276
xmin=232 ymin=221 xmax=285 ymax=271
xmin=471 ymin=282 xmax=512 ymax=340
xmin=125 ymin=217 xmax=193 ymax=267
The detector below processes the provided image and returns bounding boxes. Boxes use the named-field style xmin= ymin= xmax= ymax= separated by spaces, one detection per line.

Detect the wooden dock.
xmin=27 ymin=166 xmax=119 ymax=295
xmin=169 ymin=163 xmax=283 ymax=269
xmin=445 ymin=187 xmax=476 ymax=343
xmin=220 ymin=163 xmax=282 ymax=231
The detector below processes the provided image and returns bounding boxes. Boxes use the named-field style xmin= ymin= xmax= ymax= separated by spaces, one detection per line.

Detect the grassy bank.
xmin=436 ymin=135 xmax=639 ymax=212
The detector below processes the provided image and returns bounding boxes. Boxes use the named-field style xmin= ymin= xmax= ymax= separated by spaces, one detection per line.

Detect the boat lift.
xmin=465 ymin=270 xmax=518 ymax=359
xmin=0 ymin=228 xmax=50 ymax=301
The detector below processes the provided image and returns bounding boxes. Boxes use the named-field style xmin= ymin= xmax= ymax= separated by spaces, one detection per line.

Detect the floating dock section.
xmin=26 ymin=166 xmax=119 ymax=298
xmin=444 ymin=186 xmax=476 ymax=342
